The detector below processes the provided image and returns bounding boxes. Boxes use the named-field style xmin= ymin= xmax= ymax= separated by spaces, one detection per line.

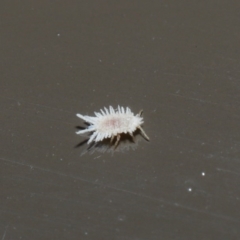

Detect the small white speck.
xmin=188 ymin=188 xmax=192 ymax=192
xmin=117 ymin=215 xmax=126 ymax=221
xmin=57 ymin=33 xmax=61 ymax=37
xmin=84 ymin=232 xmax=88 ymax=235
xmin=202 ymin=172 xmax=205 ymax=176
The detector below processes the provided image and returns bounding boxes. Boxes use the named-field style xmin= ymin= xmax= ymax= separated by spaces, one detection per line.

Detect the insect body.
xmin=76 ymin=106 xmax=149 ymax=147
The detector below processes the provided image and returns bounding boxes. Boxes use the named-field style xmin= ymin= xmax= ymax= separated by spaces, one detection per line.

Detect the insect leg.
xmin=114 ymin=134 xmax=121 ymax=148
xmin=138 ymin=126 xmax=150 ymax=141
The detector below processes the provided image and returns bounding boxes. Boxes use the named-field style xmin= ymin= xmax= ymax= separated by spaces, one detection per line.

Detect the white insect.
xmin=76 ymin=106 xmax=149 ymax=147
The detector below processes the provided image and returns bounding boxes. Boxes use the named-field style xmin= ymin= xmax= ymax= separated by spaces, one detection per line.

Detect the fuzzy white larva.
xmin=76 ymin=106 xmax=149 ymax=147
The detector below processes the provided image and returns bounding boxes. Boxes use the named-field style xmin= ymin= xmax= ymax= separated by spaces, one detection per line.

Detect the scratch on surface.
xmin=168 ymin=93 xmax=218 ymax=105
xmin=173 ymin=135 xmax=220 ymax=148
xmin=0 ymin=95 xmax=72 ymax=114
xmin=216 ymin=168 xmax=240 ymax=176
xmin=163 ymin=72 xmax=193 ymax=78
xmin=1 ymin=157 xmax=240 ymax=224
xmin=0 ymin=95 xmax=74 ymax=125
xmin=0 ymin=157 xmax=97 ymax=186
xmin=2 ymin=226 xmax=8 ymax=240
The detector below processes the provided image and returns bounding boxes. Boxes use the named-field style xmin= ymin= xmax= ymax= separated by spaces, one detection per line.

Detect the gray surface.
xmin=1 ymin=1 xmax=240 ymax=239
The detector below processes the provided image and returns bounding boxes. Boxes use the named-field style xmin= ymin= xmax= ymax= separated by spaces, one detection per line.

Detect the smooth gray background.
xmin=1 ymin=1 xmax=240 ymax=239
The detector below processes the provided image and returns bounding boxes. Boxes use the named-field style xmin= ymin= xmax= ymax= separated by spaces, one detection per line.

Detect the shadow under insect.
xmin=75 ymin=128 xmax=145 ymax=155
